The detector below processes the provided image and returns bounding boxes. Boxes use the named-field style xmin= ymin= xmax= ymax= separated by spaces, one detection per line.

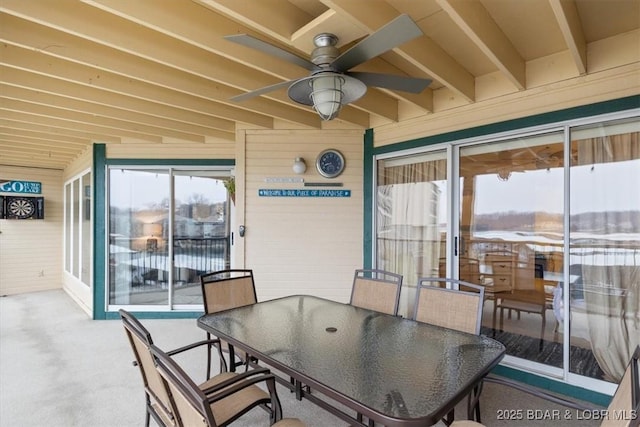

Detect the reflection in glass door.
xmin=109 ymin=169 xmax=170 ymax=306
xmin=376 ymin=151 xmax=448 ymax=317
xmin=568 ymin=119 xmax=640 ymax=383
xmin=108 ymin=168 xmax=231 ymax=309
xmin=375 ymin=115 xmax=639 ymax=388
xmin=459 ymin=133 xmax=566 ymax=370
xmin=173 ymin=172 xmax=230 ymax=306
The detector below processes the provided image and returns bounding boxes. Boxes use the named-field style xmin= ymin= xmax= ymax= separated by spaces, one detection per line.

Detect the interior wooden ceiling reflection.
xmin=0 ymin=0 xmax=638 ymax=170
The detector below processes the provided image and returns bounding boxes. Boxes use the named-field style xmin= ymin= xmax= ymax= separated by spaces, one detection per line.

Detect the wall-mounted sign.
xmin=264 ymin=177 xmax=304 ymax=183
xmin=0 ymin=180 xmax=42 ymax=194
xmin=258 ymin=189 xmax=351 ymax=198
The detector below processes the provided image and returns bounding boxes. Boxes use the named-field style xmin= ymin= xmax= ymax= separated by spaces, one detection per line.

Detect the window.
xmin=64 ymin=170 xmax=92 ymax=287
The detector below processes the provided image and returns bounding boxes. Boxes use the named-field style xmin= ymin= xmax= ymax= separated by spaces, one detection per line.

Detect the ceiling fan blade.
xmin=330 ymin=14 xmax=423 ymax=72
xmin=230 ymin=80 xmax=297 ymax=102
xmin=347 ymin=72 xmax=431 ymax=94
xmin=224 ymin=34 xmax=317 ymax=71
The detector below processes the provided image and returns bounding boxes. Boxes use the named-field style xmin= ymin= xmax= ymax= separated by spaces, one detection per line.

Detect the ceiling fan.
xmin=225 ymin=14 xmax=432 ymax=120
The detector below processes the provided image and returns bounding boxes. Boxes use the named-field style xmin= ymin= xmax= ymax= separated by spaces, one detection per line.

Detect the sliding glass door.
xmin=172 ymin=172 xmax=230 ymax=306
xmin=374 ymin=114 xmax=639 ymax=388
xmin=459 ymin=133 xmax=566 ymax=372
xmin=107 ymin=168 xmax=231 ymax=310
xmin=568 ymin=119 xmax=640 ymax=383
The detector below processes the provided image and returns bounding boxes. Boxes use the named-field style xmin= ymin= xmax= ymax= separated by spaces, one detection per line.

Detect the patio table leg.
xmin=467 ymin=381 xmax=484 ymax=422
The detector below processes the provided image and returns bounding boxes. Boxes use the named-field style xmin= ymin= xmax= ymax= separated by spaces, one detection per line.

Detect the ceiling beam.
xmin=436 ymin=0 xmax=525 ymax=90
xmin=0 ymin=118 xmax=119 ymax=144
xmin=0 ymin=135 xmax=84 ymax=154
xmin=0 ymin=141 xmax=77 ymax=159
xmin=194 ymin=1 xmax=430 ymax=114
xmin=0 ymin=43 xmax=273 ymax=130
xmin=0 ymin=67 xmax=236 ymax=134
xmin=3 ymin=0 xmax=370 ymax=126
xmin=0 ymin=12 xmax=325 ymax=129
xmin=321 ymin=0 xmax=475 ymax=102
xmin=184 ymin=0 xmax=397 ymax=120
xmin=0 ymin=127 xmax=90 ymax=147
xmin=1 ymin=97 xmax=208 ymax=142
xmin=0 ymin=109 xmax=162 ymax=143
xmin=192 ymin=0 xmax=313 ymax=43
xmin=0 ymin=156 xmax=66 ymax=169
xmin=549 ymin=0 xmax=587 ymax=75
xmin=0 ymin=83 xmax=236 ymax=141
xmin=0 ymin=2 xmax=281 ymax=128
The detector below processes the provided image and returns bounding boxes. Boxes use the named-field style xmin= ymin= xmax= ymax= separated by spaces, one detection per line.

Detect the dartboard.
xmin=7 ymin=197 xmax=36 ymax=219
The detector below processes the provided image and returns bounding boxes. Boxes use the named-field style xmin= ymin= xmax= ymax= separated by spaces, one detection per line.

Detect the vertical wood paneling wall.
xmin=0 ymin=165 xmax=63 ymax=295
xmin=242 ymin=129 xmax=365 ymax=302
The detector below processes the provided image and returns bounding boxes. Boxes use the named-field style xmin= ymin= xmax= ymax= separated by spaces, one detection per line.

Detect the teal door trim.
xmin=361 ymin=96 xmax=640 ymax=403
xmin=92 ymin=150 xmax=235 ymax=320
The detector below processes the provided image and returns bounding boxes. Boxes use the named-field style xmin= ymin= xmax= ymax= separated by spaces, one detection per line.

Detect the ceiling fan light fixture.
xmin=288 ymin=72 xmax=367 ymax=121
xmin=310 ymin=73 xmax=344 ymax=120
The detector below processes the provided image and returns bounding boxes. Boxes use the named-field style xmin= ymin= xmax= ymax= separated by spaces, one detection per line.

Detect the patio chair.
xmin=411 ymin=277 xmax=485 ymax=335
xmin=200 ymin=269 xmax=258 ymax=377
xmin=150 ymin=343 xmax=306 ymax=427
xmin=452 ymin=345 xmax=640 ymax=427
xmin=350 ymin=269 xmax=403 ymax=316
xmin=412 ymin=278 xmax=485 ymax=426
xmin=120 ymin=309 xmax=278 ymax=427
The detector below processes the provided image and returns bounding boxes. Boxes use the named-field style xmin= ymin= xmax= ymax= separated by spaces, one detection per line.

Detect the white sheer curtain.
xmin=573 ymin=132 xmax=640 ymax=382
xmin=377 ymin=159 xmax=446 ymax=316
xmin=377 ymin=182 xmax=439 ymax=275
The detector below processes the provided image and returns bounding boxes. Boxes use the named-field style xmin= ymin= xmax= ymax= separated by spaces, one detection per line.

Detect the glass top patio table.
xmin=198 ymin=294 xmax=505 ymax=427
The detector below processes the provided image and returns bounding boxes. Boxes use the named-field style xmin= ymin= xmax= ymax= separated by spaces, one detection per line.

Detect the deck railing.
xmin=122 ymin=237 xmax=229 ymax=292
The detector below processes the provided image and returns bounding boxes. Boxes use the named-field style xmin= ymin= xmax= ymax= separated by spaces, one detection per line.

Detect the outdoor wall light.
xmin=293 ymin=157 xmax=307 ymax=174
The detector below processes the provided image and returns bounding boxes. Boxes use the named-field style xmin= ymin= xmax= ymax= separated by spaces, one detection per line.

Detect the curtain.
xmin=377 ymin=160 xmax=446 ymax=316
xmin=574 ymin=133 xmax=640 ymax=382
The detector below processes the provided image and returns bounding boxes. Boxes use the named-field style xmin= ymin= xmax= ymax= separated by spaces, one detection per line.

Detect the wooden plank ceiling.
xmin=0 ymin=0 xmax=638 ymax=170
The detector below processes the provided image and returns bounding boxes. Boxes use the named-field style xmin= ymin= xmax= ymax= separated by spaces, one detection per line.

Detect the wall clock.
xmin=316 ymin=149 xmax=345 ymax=178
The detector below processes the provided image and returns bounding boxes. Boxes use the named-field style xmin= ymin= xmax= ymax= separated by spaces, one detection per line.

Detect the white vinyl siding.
xmin=0 ymin=166 xmax=63 ymax=295
xmin=242 ymin=130 xmax=364 ymax=303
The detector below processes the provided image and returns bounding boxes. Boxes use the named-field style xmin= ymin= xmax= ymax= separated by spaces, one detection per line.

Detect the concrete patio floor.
xmin=0 ymin=290 xmax=602 ymax=427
